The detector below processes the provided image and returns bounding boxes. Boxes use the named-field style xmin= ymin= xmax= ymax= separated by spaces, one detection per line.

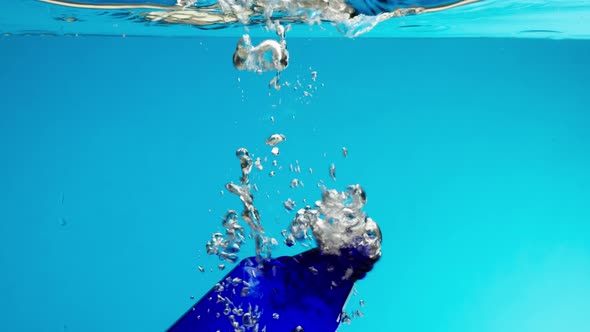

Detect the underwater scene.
xmin=1 ymin=1 xmax=590 ymax=331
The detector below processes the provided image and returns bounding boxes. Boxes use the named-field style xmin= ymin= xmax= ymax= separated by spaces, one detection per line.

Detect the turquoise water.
xmin=2 ymin=1 xmax=590 ymax=332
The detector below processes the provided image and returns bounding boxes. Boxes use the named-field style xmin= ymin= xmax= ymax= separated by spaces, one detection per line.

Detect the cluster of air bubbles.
xmin=233 ymin=22 xmax=289 ymax=91
xmin=206 ymin=211 xmax=246 ymax=263
xmin=265 ymin=133 xmax=286 ymax=158
xmin=282 ymin=206 xmax=318 ymax=248
xmin=211 ymin=275 xmax=265 ymax=331
xmin=282 ymin=185 xmax=381 ymax=260
xmin=233 ymin=30 xmax=289 ymax=73
xmin=205 ymin=147 xmax=280 ymax=264
xmin=280 ymin=67 xmax=324 ymax=104
xmin=336 ymin=292 xmax=367 ymax=325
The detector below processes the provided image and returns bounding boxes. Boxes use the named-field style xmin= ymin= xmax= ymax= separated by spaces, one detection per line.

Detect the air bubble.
xmin=254 ymin=157 xmax=263 ymax=170
xmin=265 ymin=133 xmax=286 ymax=146
xmin=340 ymin=312 xmax=352 ymax=324
xmin=283 ymin=198 xmax=295 ymax=211
xmin=329 ymin=163 xmax=336 ymax=180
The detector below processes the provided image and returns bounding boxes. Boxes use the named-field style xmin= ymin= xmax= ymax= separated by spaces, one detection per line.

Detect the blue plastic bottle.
xmin=168 ymin=246 xmax=379 ymax=332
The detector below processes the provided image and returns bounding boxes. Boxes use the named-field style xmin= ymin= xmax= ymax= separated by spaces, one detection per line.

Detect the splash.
xmin=41 ymin=0 xmax=482 ymax=36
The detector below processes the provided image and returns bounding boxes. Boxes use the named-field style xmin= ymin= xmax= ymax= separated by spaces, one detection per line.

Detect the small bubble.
xmin=340 ymin=312 xmax=352 ymax=324
xmin=198 ymin=266 xmax=205 ymax=272
xmin=272 ymin=313 xmax=280 ymax=319
xmin=242 ymin=312 xmax=253 ymax=326
xmin=190 ymin=295 xmax=195 ymax=300
xmin=240 ymin=287 xmax=249 ymax=296
xmin=342 ymin=147 xmax=348 ymax=158
xmin=269 ymin=76 xmax=281 ymax=90
xmin=254 ymin=157 xmax=263 ymax=170
xmin=269 ymin=171 xmax=276 ymax=177
xmin=329 ymin=163 xmax=336 ymax=180
xmin=218 ymin=264 xmax=226 ymax=271
xmin=271 ymin=147 xmax=280 ymax=156
xmin=285 ymin=235 xmax=295 ymax=247
xmin=283 ymin=198 xmax=295 ymax=211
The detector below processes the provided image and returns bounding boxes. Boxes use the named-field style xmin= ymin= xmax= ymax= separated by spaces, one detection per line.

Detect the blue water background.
xmin=1 ymin=36 xmax=590 ymax=331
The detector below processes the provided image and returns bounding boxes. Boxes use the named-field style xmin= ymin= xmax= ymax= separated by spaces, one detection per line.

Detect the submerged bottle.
xmin=170 ymin=147 xmax=381 ymax=331
xmin=168 ymin=245 xmax=380 ymax=332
